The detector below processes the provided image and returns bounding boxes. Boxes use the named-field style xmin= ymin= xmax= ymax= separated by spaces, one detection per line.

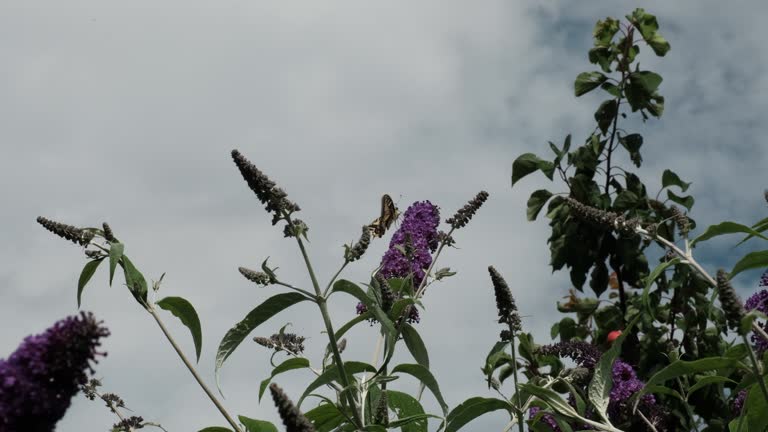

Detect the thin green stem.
xmin=508 ymin=329 xmax=524 ymax=432
xmin=743 ymin=335 xmax=768 ymax=403
xmin=287 ymin=215 xmax=364 ymax=428
xmin=148 ymin=308 xmax=243 ymax=432
xmin=273 ymin=280 xmax=317 ymax=300
xmin=323 ymin=261 xmax=349 ymax=298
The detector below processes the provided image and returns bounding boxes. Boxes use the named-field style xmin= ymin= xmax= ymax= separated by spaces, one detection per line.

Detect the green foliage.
xmin=77 ymin=258 xmax=104 ymax=308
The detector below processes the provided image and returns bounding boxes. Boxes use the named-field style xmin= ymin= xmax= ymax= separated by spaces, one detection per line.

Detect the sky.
xmin=1 ymin=1 xmax=767 ymax=431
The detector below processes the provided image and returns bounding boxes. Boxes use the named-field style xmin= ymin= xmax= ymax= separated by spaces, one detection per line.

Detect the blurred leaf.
xmin=304 ymin=403 xmax=347 ymax=432
xmin=402 ymin=324 xmax=429 ymax=369
xmin=258 ymin=358 xmax=310 ymax=401
xmin=594 ymin=100 xmax=618 ymax=135
xmin=667 ymin=190 xmax=694 ymax=211
xmin=687 ymin=376 xmax=736 ymax=399
xmin=108 ymin=242 xmax=124 ymax=286
xmin=730 ymin=250 xmax=768 ymax=280
xmin=691 ymin=221 xmax=768 ymax=247
xmin=215 ymin=292 xmax=309 ymax=393
xmin=388 ymin=390 xmax=427 ymax=432
xmin=661 ymin=169 xmax=691 ymax=192
xmin=575 ymin=72 xmax=608 ymax=97
xmin=642 ymin=258 xmax=680 ymax=316
xmin=519 ymin=384 xmax=579 ymax=419
xmin=392 ymin=363 xmax=449 ymax=415
xmin=527 ymin=190 xmax=554 ymax=221
xmin=746 ymin=376 xmax=768 ymax=431
xmin=333 ymin=280 xmax=395 ymax=336
xmin=589 ymin=315 xmax=638 ymax=422
xmin=77 ymin=258 xmax=104 ymax=308
xmin=198 ymin=428 xmax=234 ymax=432
xmin=157 ymin=296 xmax=203 ymax=362
xmin=444 ymin=397 xmax=511 ymax=432
xmin=512 ymin=153 xmax=554 ymax=187
xmin=618 ymin=134 xmax=643 ymax=167
xmin=121 ymin=255 xmax=148 ymax=304
xmin=238 ymin=416 xmax=278 ymax=432
xmin=298 ymin=361 xmax=375 ymax=407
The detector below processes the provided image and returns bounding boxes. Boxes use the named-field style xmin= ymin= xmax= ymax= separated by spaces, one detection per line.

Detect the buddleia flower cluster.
xmin=36 ymin=216 xmax=95 ymax=246
xmin=231 ymin=149 xmax=301 ymax=225
xmin=487 ymin=266 xmax=522 ymax=340
xmin=0 ymin=312 xmax=109 ymax=431
xmin=254 ymin=333 xmax=306 ymax=355
xmin=536 ymin=340 xmax=601 ymax=369
xmin=716 ymin=269 xmax=746 ymax=332
xmin=269 ymin=383 xmax=316 ymax=432
xmin=446 ymin=191 xmax=489 ymax=230
xmin=745 ymin=283 xmax=768 ymax=355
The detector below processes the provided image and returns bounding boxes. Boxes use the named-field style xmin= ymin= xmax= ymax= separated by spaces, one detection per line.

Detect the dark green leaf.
xmin=258 ymin=357 xmax=310 ymax=401
xmin=445 ymin=397 xmax=511 ymax=432
xmin=157 ymin=296 xmax=203 ymax=363
xmin=527 ymin=190 xmax=554 ymax=221
xmin=304 ymin=403 xmax=347 ymax=432
xmin=215 ymin=292 xmax=309 ymax=392
xmin=575 ymin=72 xmax=608 ymax=97
xmin=667 ymin=190 xmax=694 ymax=211
xmin=402 ymin=324 xmax=429 ymax=369
xmin=642 ymin=258 xmax=680 ymax=315
xmin=332 ymin=280 xmax=395 ymax=336
xmin=108 ymin=242 xmax=124 ymax=286
xmin=687 ymin=376 xmax=736 ymax=399
xmin=519 ymin=384 xmax=579 ymax=419
xmin=392 ymin=363 xmax=449 ymax=414
xmin=631 ymin=71 xmax=663 ymax=93
xmin=589 ymin=315 xmax=639 ymax=422
xmin=388 ymin=414 xmax=441 ymax=429
xmin=511 ymin=153 xmax=552 ymax=187
xmin=618 ymin=134 xmax=643 ymax=167
xmin=238 ymin=415 xmax=278 ymax=432
xmin=388 ymin=390 xmax=427 ymax=432
xmin=661 ymin=169 xmax=691 ymax=192
xmin=298 ymin=361 xmax=375 ymax=407
xmin=121 ymin=255 xmax=148 ymax=304
xmin=77 ymin=258 xmax=104 ymax=308
xmin=746 ymin=376 xmax=768 ymax=431
xmin=730 ymin=250 xmax=768 ymax=280
xmin=691 ymin=221 xmax=768 ymax=247
xmin=594 ymin=100 xmax=618 ymax=135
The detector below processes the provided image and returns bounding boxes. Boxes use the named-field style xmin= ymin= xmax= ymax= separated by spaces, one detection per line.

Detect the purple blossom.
xmin=746 ymin=289 xmax=768 ymax=355
xmin=380 ymin=201 xmax=440 ymax=286
xmin=731 ymin=389 xmax=747 ymax=416
xmin=760 ymin=270 xmax=768 ymax=287
xmin=0 ymin=312 xmax=109 ymax=432
xmin=529 ymin=407 xmax=561 ymax=431
xmin=609 ymin=359 xmax=655 ymax=421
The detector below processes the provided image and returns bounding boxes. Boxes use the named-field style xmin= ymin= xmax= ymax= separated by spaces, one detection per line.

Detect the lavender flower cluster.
xmin=356 ymin=201 xmax=440 ymax=324
xmin=745 ymin=276 xmax=768 ymax=355
xmin=0 ymin=312 xmax=109 ymax=432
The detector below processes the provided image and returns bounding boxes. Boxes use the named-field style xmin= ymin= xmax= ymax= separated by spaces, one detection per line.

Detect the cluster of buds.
xmin=536 ymin=340 xmax=601 ymax=369
xmin=446 ymin=191 xmax=489 ymax=229
xmin=238 ymin=267 xmax=273 ymax=286
xmin=269 ymin=383 xmax=316 ymax=432
xmin=669 ymin=205 xmax=691 ymax=236
xmin=36 ymin=216 xmax=94 ymax=246
xmin=283 ymin=219 xmax=309 ymax=240
xmin=488 ymin=266 xmax=522 ymax=335
xmin=231 ymin=150 xmax=301 ymax=225
xmin=716 ymin=269 xmax=746 ymax=332
xmin=344 ymin=226 xmax=371 ymax=263
xmin=254 ymin=333 xmax=306 ymax=354
xmin=377 ymin=275 xmax=395 ymax=313
xmin=564 ymin=197 xmax=640 ymax=236
xmin=113 ymin=416 xmax=144 ymax=431
xmin=436 ymin=231 xmax=455 ymax=247
xmin=102 ymin=222 xmax=117 ymax=242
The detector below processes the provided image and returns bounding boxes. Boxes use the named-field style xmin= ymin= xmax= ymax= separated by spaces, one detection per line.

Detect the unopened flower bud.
xmin=269 ymin=383 xmax=316 ymax=432
xmin=446 ymin=191 xmax=489 ymax=229
xmin=488 ymin=266 xmax=522 ymax=332
xmin=345 ymin=226 xmax=371 ymax=262
xmin=238 ymin=267 xmax=272 ymax=286
xmin=716 ymin=269 xmax=746 ymax=333
xmin=37 ymin=216 xmax=92 ymax=246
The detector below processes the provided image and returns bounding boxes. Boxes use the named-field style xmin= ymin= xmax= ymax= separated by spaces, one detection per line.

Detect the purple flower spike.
xmin=0 ymin=312 xmax=109 ymax=432
xmin=380 ymin=201 xmax=440 ymax=286
xmin=746 ymin=289 xmax=768 ymax=355
xmin=529 ymin=407 xmax=562 ymax=431
xmin=731 ymin=389 xmax=747 ymax=416
xmin=759 ymin=270 xmax=768 ymax=287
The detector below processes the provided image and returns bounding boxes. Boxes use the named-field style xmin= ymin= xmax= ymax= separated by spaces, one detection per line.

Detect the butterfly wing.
xmin=369 ymin=194 xmax=398 ymax=238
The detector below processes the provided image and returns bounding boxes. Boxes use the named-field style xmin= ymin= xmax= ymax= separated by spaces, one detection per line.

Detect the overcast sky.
xmin=2 ymin=1 xmax=767 ymax=431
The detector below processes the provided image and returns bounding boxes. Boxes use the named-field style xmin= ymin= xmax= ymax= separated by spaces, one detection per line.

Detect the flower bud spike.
xmin=716 ymin=269 xmax=746 ymax=333
xmin=102 ymin=222 xmax=117 ymax=242
xmin=446 ymin=191 xmax=489 ymax=229
xmin=269 ymin=383 xmax=316 ymax=432
xmin=231 ymin=149 xmax=300 ymax=222
xmin=488 ymin=266 xmax=522 ymax=333
xmin=345 ymin=225 xmax=371 ymax=262
xmin=238 ymin=267 xmax=272 ymax=286
xmin=37 ymin=216 xmax=93 ymax=246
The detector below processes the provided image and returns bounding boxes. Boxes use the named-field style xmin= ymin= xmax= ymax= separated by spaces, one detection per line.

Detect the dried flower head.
xmin=764 ymin=189 xmax=768 ymax=205
xmin=238 ymin=267 xmax=272 ymax=286
xmin=345 ymin=226 xmax=371 ymax=262
xmin=254 ymin=333 xmax=306 ymax=354
xmin=436 ymin=230 xmax=455 ymax=247
xmin=488 ymin=266 xmax=522 ymax=332
xmin=37 ymin=216 xmax=94 ymax=246
xmin=102 ymin=222 xmax=117 ymax=242
xmin=284 ymin=219 xmax=309 ymax=239
xmin=536 ymin=340 xmax=601 ymax=369
xmin=0 ymin=312 xmax=109 ymax=431
xmin=269 ymin=383 xmax=316 ymax=432
xmin=564 ymin=198 xmax=639 ymax=236
xmin=759 ymin=270 xmax=768 ymax=288
xmin=716 ymin=269 xmax=746 ymax=332
xmin=669 ymin=205 xmax=690 ymax=236
xmin=446 ymin=191 xmax=489 ymax=229
xmin=114 ymin=415 xmax=144 ymax=431
xmin=85 ymin=249 xmax=104 ymax=259
xmin=231 ymin=150 xmax=300 ymax=224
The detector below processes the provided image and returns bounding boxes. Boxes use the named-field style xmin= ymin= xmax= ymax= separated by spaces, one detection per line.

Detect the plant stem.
xmin=323 ymin=261 xmax=349 ymax=298
xmin=288 ymin=216 xmax=365 ymax=428
xmin=743 ymin=335 xmax=768 ymax=403
xmin=148 ymin=308 xmax=243 ymax=432
xmin=508 ymin=328 xmax=525 ymax=432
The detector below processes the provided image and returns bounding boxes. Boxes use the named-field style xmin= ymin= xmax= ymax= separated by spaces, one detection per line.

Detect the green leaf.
xmin=630 ymin=71 xmax=663 ymax=93
xmin=388 ymin=414 xmax=441 ymax=429
xmin=198 ymin=428 xmax=234 ymax=432
xmin=157 ymin=296 xmax=203 ymax=362
xmin=77 ymin=258 xmax=104 ymax=307
xmin=635 ymin=357 xmax=750 ymax=409
xmin=589 ymin=315 xmax=639 ymax=422
xmin=574 ymin=72 xmax=608 ymax=97
xmin=642 ymin=258 xmax=680 ymax=315
xmin=388 ymin=391 xmax=427 ymax=432
xmin=729 ymin=250 xmax=768 ymax=280
xmin=527 ymin=190 xmax=554 ymax=221
xmin=667 ymin=190 xmax=694 ymax=211
xmin=304 ymin=403 xmax=347 ymax=432
xmin=628 ymin=9 xmax=670 ymax=56
xmin=391 ymin=363 xmax=449 ymax=415
xmin=519 ymin=383 xmax=579 ymax=419
xmin=332 ymin=280 xmax=395 ymax=336
xmin=594 ymin=100 xmax=618 ymax=135
xmin=687 ymin=376 xmax=736 ymax=399
xmin=108 ymin=242 xmax=124 ymax=286
xmin=402 ymin=324 xmax=429 ymax=369
xmin=661 ymin=169 xmax=691 ymax=192
xmin=746 ymin=377 xmax=768 ymax=431
xmin=691 ymin=221 xmax=768 ymax=247
xmin=618 ymin=134 xmax=643 ymax=167
xmin=298 ymin=361 xmax=375 ymax=407
xmin=215 ymin=292 xmax=309 ymax=392
xmin=445 ymin=397 xmax=511 ymax=432
xmin=238 ymin=415 xmax=278 ymax=432
xmin=258 ymin=357 xmax=310 ymax=401
xmin=511 ymin=153 xmax=553 ymax=187
xmin=121 ymin=255 xmax=148 ymax=304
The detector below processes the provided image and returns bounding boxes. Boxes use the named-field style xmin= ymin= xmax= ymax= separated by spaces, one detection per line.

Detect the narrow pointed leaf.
xmin=258 ymin=357 xmax=310 ymax=401
xmin=690 ymin=222 xmax=768 ymax=247
xmin=388 ymin=390 xmax=427 ymax=432
xmin=445 ymin=397 xmax=511 ymax=432
xmin=402 ymin=324 xmax=429 ymax=369
xmin=729 ymin=250 xmax=768 ymax=280
xmin=238 ymin=415 xmax=278 ymax=432
xmin=77 ymin=258 xmax=104 ymax=307
xmin=108 ymin=242 xmax=124 ymax=286
xmin=332 ymin=280 xmax=395 ymax=336
xmin=215 ymin=292 xmax=309 ymax=392
xmin=392 ymin=363 xmax=448 ymax=415
xmin=297 ymin=361 xmax=375 ymax=407
xmin=157 ymin=296 xmax=203 ymax=362
xmin=121 ymin=255 xmax=148 ymax=304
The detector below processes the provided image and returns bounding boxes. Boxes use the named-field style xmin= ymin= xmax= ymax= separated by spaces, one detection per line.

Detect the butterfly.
xmin=368 ymin=194 xmax=400 ymax=238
